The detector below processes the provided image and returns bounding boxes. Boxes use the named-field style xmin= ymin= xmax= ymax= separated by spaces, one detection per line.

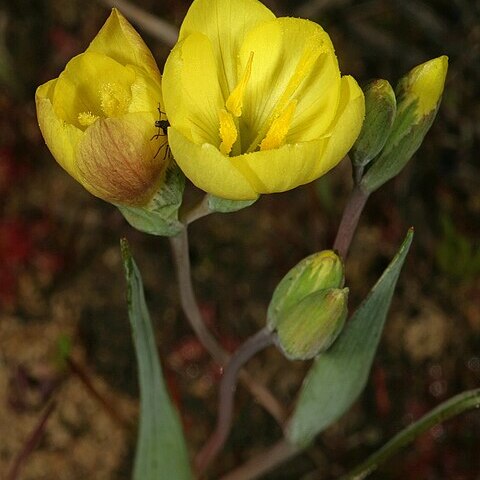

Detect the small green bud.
xmin=274 ymin=288 xmax=349 ymax=360
xmin=267 ymin=250 xmax=344 ymax=330
xmin=351 ymin=79 xmax=396 ymax=168
xmin=362 ymin=56 xmax=448 ymax=193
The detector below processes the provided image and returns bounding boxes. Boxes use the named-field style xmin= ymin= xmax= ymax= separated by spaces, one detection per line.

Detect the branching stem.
xmin=195 ymin=328 xmax=275 ymax=475
xmin=169 ymin=227 xmax=287 ymax=426
xmin=170 ymin=227 xmax=228 ymax=363
xmin=181 ymin=195 xmax=211 ymax=225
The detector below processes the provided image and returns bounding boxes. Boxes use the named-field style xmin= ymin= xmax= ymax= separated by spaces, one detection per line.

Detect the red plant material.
xmin=0 ymin=220 xmax=33 ymax=267
xmin=0 ymin=147 xmax=29 ymax=196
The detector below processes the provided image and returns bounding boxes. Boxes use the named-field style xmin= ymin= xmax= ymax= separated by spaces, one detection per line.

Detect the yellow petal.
xmin=76 ymin=112 xmax=166 ymax=205
xmin=87 ymin=9 xmax=161 ymax=82
xmin=225 ymin=77 xmax=364 ymax=195
xmin=178 ymin=0 xmax=275 ymax=95
xmin=168 ymin=127 xmax=258 ymax=200
xmin=35 ymin=80 xmax=84 ymax=180
xmin=229 ymin=138 xmax=329 ymax=194
xmin=238 ymin=18 xmax=341 ymax=149
xmin=127 ymin=64 xmax=163 ymax=114
xmin=163 ymin=32 xmax=224 ymax=146
xmin=311 ymin=75 xmax=365 ymax=179
xmin=52 ymin=51 xmax=135 ymax=128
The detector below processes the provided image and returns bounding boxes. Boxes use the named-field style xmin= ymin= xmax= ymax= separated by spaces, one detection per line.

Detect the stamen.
xmin=99 ymin=82 xmax=131 ymax=118
xmin=219 ymin=109 xmax=238 ymax=155
xmin=78 ymin=111 xmax=99 ymax=127
xmin=260 ymin=100 xmax=297 ymax=151
xmin=226 ymin=51 xmax=254 ymax=117
xmin=247 ymin=32 xmax=325 ymax=153
xmin=274 ymin=32 xmax=323 ymax=114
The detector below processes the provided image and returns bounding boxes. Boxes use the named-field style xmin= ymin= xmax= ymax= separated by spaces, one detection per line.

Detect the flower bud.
xmin=362 ymin=56 xmax=448 ymax=193
xmin=35 ymin=9 xmax=169 ymax=207
xmin=351 ymin=79 xmax=396 ymax=168
xmin=267 ymin=250 xmax=344 ymax=330
xmin=274 ymin=288 xmax=349 ymax=360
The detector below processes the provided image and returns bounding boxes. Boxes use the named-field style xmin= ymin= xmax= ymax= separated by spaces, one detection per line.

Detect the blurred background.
xmin=0 ymin=0 xmax=479 ymax=478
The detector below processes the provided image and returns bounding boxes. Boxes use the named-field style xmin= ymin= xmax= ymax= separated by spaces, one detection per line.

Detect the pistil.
xmin=247 ymin=32 xmax=325 ymax=153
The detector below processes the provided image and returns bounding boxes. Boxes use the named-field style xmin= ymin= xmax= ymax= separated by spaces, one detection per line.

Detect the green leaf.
xmin=287 ymin=229 xmax=414 ymax=447
xmin=341 ymin=388 xmax=480 ymax=480
xmin=206 ymin=194 xmax=257 ymax=213
xmin=121 ymin=239 xmax=192 ymax=480
xmin=118 ymin=162 xmax=185 ymax=237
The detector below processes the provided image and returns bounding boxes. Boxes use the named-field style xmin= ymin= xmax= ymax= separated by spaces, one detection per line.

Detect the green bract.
xmin=268 ymin=250 xmax=346 ymax=360
xmin=267 ymin=250 xmax=344 ymax=329
xmin=351 ymin=79 xmax=396 ymax=168
xmin=362 ymin=56 xmax=448 ymax=192
xmin=275 ymin=287 xmax=349 ymax=360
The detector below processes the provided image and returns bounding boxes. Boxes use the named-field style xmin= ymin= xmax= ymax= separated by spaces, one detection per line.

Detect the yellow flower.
xmin=162 ymin=0 xmax=365 ymax=200
xmin=36 ymin=9 xmax=168 ymax=206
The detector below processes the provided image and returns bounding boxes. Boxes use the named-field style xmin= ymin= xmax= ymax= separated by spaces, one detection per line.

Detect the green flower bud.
xmin=274 ymin=288 xmax=349 ymax=360
xmin=362 ymin=56 xmax=448 ymax=193
xmin=267 ymin=250 xmax=344 ymax=330
xmin=351 ymin=79 xmax=396 ymax=168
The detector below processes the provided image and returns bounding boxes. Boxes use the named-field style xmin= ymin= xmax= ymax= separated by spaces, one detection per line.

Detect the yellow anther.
xmin=247 ymin=32 xmax=324 ymax=153
xmin=78 ymin=111 xmax=99 ymax=127
xmin=260 ymin=100 xmax=297 ymax=151
xmin=226 ymin=51 xmax=254 ymax=117
xmin=275 ymin=33 xmax=323 ymax=113
xmin=219 ymin=109 xmax=238 ymax=155
xmin=99 ymin=82 xmax=131 ymax=118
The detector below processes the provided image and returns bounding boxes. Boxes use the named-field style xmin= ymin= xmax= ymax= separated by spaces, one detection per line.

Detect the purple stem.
xmin=333 ymin=184 xmax=370 ymax=259
xmin=195 ymin=328 xmax=275 ymax=476
xmin=6 ymin=401 xmax=56 ymax=480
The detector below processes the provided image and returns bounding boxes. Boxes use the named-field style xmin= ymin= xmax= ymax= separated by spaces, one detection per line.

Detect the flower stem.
xmin=353 ymin=164 xmax=365 ymax=186
xmin=169 ymin=228 xmax=287 ymax=425
xmin=170 ymin=227 xmax=229 ymax=364
xmin=333 ymin=184 xmax=370 ymax=259
xmin=181 ymin=195 xmax=211 ymax=225
xmin=220 ymin=438 xmax=300 ymax=480
xmin=195 ymin=328 xmax=275 ymax=475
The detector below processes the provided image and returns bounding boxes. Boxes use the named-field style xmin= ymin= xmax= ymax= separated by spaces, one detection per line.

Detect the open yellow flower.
xmin=163 ymin=0 xmax=365 ymax=200
xmin=36 ymin=9 xmax=168 ymax=206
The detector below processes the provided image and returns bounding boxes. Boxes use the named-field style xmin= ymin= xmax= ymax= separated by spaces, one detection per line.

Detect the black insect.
xmin=151 ymin=106 xmax=171 ymax=159
xmin=154 ymin=119 xmax=170 ymax=137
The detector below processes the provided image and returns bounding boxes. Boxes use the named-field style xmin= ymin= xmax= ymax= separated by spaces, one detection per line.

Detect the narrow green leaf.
xmin=121 ymin=239 xmax=192 ymax=480
xmin=287 ymin=229 xmax=414 ymax=447
xmin=342 ymin=388 xmax=480 ymax=480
